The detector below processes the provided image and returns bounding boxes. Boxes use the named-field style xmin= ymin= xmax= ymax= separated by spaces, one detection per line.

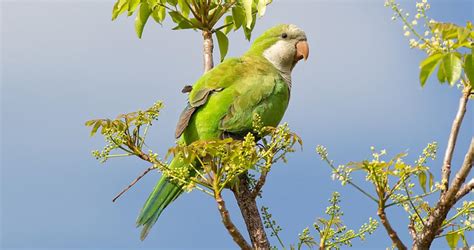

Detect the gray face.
xmin=262 ymin=24 xmax=308 ymax=75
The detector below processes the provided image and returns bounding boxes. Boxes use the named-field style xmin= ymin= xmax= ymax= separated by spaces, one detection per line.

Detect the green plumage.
xmin=136 ymin=24 xmax=300 ymax=239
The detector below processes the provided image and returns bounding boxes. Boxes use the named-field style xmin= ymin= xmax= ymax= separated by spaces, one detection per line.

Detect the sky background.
xmin=1 ymin=0 xmax=473 ymax=249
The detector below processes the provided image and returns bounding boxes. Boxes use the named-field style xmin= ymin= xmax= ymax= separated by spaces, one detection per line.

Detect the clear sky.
xmin=2 ymin=0 xmax=473 ymax=249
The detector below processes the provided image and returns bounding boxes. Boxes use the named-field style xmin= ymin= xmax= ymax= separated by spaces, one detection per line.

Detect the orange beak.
xmin=295 ymin=40 xmax=309 ymax=62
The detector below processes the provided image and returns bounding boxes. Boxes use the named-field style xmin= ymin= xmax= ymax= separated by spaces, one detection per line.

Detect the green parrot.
xmin=136 ymin=24 xmax=309 ymax=240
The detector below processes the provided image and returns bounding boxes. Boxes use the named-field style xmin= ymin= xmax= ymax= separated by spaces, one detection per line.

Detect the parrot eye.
xmin=281 ymin=33 xmax=288 ymax=39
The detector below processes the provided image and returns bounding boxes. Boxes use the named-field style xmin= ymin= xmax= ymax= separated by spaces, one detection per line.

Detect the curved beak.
xmin=295 ymin=40 xmax=309 ymax=62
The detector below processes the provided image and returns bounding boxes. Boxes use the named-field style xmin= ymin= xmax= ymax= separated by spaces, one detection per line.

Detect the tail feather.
xmin=136 ymin=176 xmax=182 ymax=240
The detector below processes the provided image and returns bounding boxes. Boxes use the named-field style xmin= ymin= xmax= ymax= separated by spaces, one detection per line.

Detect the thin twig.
xmin=403 ymin=182 xmax=427 ymax=228
xmin=251 ymin=165 xmax=270 ymax=199
xmin=322 ymin=158 xmax=379 ymax=204
xmin=112 ymin=165 xmax=158 ymax=202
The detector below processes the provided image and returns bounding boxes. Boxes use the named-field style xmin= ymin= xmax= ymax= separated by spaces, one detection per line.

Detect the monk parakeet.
xmin=136 ymin=24 xmax=309 ymax=240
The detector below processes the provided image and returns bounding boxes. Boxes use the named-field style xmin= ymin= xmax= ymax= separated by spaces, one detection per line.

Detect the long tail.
xmin=136 ymin=162 xmax=183 ymax=240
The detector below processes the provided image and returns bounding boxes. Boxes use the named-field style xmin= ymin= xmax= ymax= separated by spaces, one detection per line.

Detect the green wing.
xmin=176 ymin=55 xmax=288 ymax=140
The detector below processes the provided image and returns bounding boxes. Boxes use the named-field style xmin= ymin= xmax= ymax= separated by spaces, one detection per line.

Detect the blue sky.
xmin=2 ymin=0 xmax=473 ymax=249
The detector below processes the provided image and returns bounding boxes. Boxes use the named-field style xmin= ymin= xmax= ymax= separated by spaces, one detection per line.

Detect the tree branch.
xmin=440 ymin=87 xmax=471 ymax=195
xmin=232 ymin=174 xmax=271 ymax=249
xmin=251 ymin=168 xmax=269 ymax=199
xmin=112 ymin=165 xmax=158 ymax=202
xmin=202 ymin=30 xmax=214 ymax=73
xmin=416 ymin=137 xmax=474 ymax=248
xmin=377 ymin=206 xmax=407 ymax=250
xmin=454 ymin=178 xmax=474 ymax=202
xmin=215 ymin=192 xmax=252 ymax=250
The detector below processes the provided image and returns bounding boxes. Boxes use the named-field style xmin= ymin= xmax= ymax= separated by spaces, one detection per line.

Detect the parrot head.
xmin=247 ymin=24 xmax=309 ymax=73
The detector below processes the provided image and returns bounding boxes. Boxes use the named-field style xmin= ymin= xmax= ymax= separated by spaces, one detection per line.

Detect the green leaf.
xmin=465 ymin=51 xmax=474 ymax=88
xmin=243 ymin=13 xmax=256 ymax=41
xmin=446 ymin=231 xmax=460 ymax=250
xmin=257 ymin=0 xmax=268 ymax=17
xmin=428 ymin=172 xmax=434 ymax=191
xmin=112 ymin=0 xmax=128 ymax=20
xmin=442 ymin=53 xmax=463 ymax=85
xmin=242 ymin=0 xmax=253 ymax=28
xmin=178 ymin=0 xmax=190 ymax=18
xmin=128 ymin=0 xmax=140 ymax=16
xmin=232 ymin=6 xmax=244 ymax=30
xmin=147 ymin=0 xmax=158 ymax=9
xmin=169 ymin=11 xmax=185 ymax=24
xmin=223 ymin=15 xmax=233 ymax=35
xmin=418 ymin=171 xmax=427 ymax=193
xmin=151 ymin=5 xmax=166 ymax=23
xmin=419 ymin=53 xmax=444 ymax=87
xmin=215 ymin=30 xmax=229 ymax=62
xmin=91 ymin=121 xmax=102 ymax=136
xmin=437 ymin=60 xmax=447 ymax=83
xmin=167 ymin=0 xmax=178 ymax=6
xmin=135 ymin=2 xmax=152 ymax=38
xmin=172 ymin=20 xmax=194 ymax=30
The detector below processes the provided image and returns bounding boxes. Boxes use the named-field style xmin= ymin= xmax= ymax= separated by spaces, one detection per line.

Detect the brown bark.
xmin=440 ymin=87 xmax=470 ymax=195
xmin=202 ymin=30 xmax=214 ymax=73
xmin=377 ymin=207 xmax=407 ymax=250
xmin=232 ymin=174 xmax=271 ymax=249
xmin=415 ymin=138 xmax=474 ymax=249
xmin=215 ymin=193 xmax=252 ymax=250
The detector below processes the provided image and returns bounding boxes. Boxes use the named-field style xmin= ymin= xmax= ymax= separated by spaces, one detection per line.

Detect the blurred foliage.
xmin=111 ymin=0 xmax=272 ymax=61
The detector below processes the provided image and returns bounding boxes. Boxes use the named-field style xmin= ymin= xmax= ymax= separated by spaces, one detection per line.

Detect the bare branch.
xmin=215 ymin=192 xmax=252 ymax=250
xmin=441 ymin=87 xmax=471 ymax=195
xmin=377 ymin=207 xmax=407 ymax=250
xmin=448 ymin=138 xmax=474 ymax=199
xmin=112 ymin=165 xmax=158 ymax=202
xmin=454 ymin=178 xmax=474 ymax=202
xmin=408 ymin=218 xmax=417 ymax=240
xmin=202 ymin=30 xmax=214 ymax=73
xmin=416 ymin=138 xmax=474 ymax=248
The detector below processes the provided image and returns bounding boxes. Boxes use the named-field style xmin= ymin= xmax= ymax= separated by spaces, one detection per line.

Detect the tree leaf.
xmin=128 ymin=0 xmax=140 ymax=16
xmin=169 ymin=11 xmax=185 ymax=24
xmin=178 ymin=0 xmax=190 ymax=18
xmin=91 ymin=121 xmax=102 ymax=136
xmin=418 ymin=171 xmax=427 ymax=193
xmin=242 ymin=0 xmax=253 ymax=28
xmin=428 ymin=172 xmax=434 ymax=191
xmin=172 ymin=20 xmax=194 ymax=30
xmin=167 ymin=0 xmax=178 ymax=6
xmin=232 ymin=6 xmax=244 ymax=30
xmin=257 ymin=0 xmax=268 ymax=17
xmin=135 ymin=2 xmax=152 ymax=38
xmin=243 ymin=13 xmax=256 ymax=41
xmin=446 ymin=231 xmax=460 ymax=250
xmin=215 ymin=30 xmax=229 ymax=62
xmin=151 ymin=5 xmax=166 ymax=23
xmin=442 ymin=53 xmax=462 ymax=86
xmin=112 ymin=0 xmax=128 ymax=20
xmin=437 ymin=60 xmax=446 ymax=83
xmin=223 ymin=15 xmax=233 ymax=35
xmin=419 ymin=53 xmax=444 ymax=87
xmin=465 ymin=51 xmax=474 ymax=88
